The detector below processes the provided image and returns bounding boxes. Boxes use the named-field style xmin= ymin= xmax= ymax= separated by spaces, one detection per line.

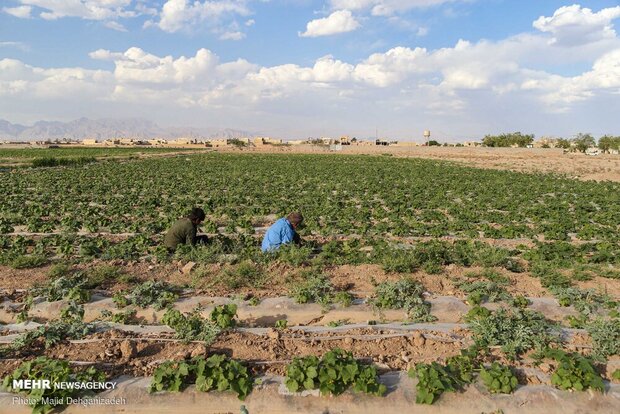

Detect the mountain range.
xmin=0 ymin=118 xmax=255 ymax=141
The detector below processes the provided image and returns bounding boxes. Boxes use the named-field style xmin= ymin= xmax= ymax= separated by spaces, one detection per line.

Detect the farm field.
xmin=0 ymin=146 xmax=203 ymax=168
xmin=0 ymin=151 xmax=619 ymax=413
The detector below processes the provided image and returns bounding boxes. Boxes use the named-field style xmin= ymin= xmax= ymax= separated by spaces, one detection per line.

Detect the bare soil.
xmin=2 ymin=260 xmax=618 ymax=301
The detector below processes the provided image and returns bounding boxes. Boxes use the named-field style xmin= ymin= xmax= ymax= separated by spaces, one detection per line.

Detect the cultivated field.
xmin=0 ymin=151 xmax=619 ymax=413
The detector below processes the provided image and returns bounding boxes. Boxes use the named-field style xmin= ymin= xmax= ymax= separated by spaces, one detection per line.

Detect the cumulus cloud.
xmin=522 ymin=48 xmax=620 ymax=107
xmin=151 ymin=0 xmax=250 ymax=33
xmin=3 ymin=5 xmax=620 ymax=137
xmin=533 ymin=4 xmax=620 ymax=46
xmin=300 ymin=10 xmax=361 ymax=37
xmin=3 ymin=5 xmax=32 ymax=18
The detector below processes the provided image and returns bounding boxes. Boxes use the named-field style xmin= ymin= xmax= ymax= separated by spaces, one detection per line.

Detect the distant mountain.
xmin=0 ymin=118 xmax=255 ymax=141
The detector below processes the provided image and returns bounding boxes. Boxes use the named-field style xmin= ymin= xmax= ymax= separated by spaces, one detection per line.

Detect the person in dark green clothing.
xmin=164 ymin=208 xmax=207 ymax=251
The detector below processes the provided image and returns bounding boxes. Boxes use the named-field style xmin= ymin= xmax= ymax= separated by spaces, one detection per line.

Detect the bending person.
xmin=261 ymin=212 xmax=303 ymax=252
xmin=164 ymin=207 xmax=208 ymax=252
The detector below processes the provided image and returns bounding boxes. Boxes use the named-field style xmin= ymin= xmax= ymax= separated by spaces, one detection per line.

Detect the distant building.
xmin=208 ymin=139 xmax=228 ymax=147
xmin=148 ymin=139 xmax=168 ymax=145
xmin=287 ymin=139 xmax=307 ymax=145
xmin=585 ymin=147 xmax=601 ymax=156
xmin=254 ymin=137 xmax=283 ymax=145
xmin=463 ymin=141 xmax=481 ymax=147
xmin=82 ymin=139 xmax=98 ymax=146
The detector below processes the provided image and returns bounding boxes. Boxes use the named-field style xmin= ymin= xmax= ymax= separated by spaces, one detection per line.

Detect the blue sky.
xmin=1 ymin=1 xmax=620 ymax=140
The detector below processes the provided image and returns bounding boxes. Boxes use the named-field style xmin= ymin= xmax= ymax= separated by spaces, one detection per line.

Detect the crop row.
xmin=1 ymin=154 xmax=619 ymax=241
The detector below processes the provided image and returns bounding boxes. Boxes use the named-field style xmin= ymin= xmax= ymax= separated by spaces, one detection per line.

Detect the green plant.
xmin=194 ymin=354 xmax=253 ymax=400
xmin=126 ymin=280 xmax=178 ymax=310
xmin=445 ymin=347 xmax=481 ymax=384
xmin=149 ymin=360 xmax=193 ymax=392
xmin=512 ymin=295 xmax=529 ymax=309
xmin=149 ymin=355 xmax=253 ymax=400
xmin=274 ymin=319 xmax=288 ymax=329
xmin=34 ymin=275 xmax=91 ymax=303
xmin=480 ymin=362 xmax=518 ymax=394
xmin=10 ymin=254 xmax=47 ymax=269
xmin=112 ymin=291 xmax=129 ymax=308
xmin=469 ymin=308 xmax=557 ymax=359
xmin=2 ymin=357 xmax=105 ymax=414
xmin=612 ymin=369 xmax=620 ymax=381
xmin=222 ymin=261 xmax=265 ymax=289
xmin=285 ymin=349 xmax=386 ymax=396
xmin=162 ymin=308 xmax=221 ymax=344
xmin=327 ymin=319 xmax=348 ymax=327
xmin=247 ymin=296 xmax=260 ymax=306
xmin=85 ymin=265 xmax=131 ymax=288
xmin=463 ymin=305 xmax=492 ymax=322
xmin=101 ymin=308 xmax=139 ymax=324
xmin=48 ymin=263 xmax=72 ymax=279
xmin=289 ymin=272 xmax=334 ymax=309
xmin=11 ymin=320 xmax=95 ymax=350
xmin=334 ymin=291 xmax=354 ymax=308
xmin=410 ymin=362 xmax=458 ymax=404
xmin=371 ymin=279 xmax=436 ymax=322
xmin=454 ymin=280 xmax=510 ymax=305
xmin=210 ymin=304 xmax=237 ymax=329
xmin=586 ymin=318 xmax=620 ymax=361
xmin=544 ymin=349 xmax=604 ymax=392
xmin=60 ymin=301 xmax=85 ymax=323
xmin=285 ymin=355 xmax=320 ymax=392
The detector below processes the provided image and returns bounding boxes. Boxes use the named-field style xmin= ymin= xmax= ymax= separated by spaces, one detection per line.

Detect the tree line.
xmin=481 ymin=132 xmax=620 ymax=152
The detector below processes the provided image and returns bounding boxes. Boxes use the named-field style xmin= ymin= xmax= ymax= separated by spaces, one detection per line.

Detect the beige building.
xmin=82 ymin=139 xmax=98 ymax=146
xmin=208 ymin=139 xmax=228 ymax=147
xmin=148 ymin=139 xmax=168 ymax=146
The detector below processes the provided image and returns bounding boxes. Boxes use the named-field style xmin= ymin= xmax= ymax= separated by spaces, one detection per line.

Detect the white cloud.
xmin=300 ymin=10 xmax=361 ymax=38
xmin=533 ymin=4 xmax=620 ymax=46
xmin=104 ymin=20 xmax=128 ymax=32
xmin=3 ymin=5 xmax=32 ymax=18
xmin=18 ymin=0 xmax=134 ymax=21
xmin=3 ymin=5 xmax=620 ymax=138
xmin=0 ymin=41 xmax=30 ymax=51
xmin=245 ymin=18 xmax=254 ymax=26
xmin=152 ymin=0 xmax=250 ymax=33
xmin=522 ymin=48 xmax=620 ymax=107
xmin=220 ymin=31 xmax=245 ymax=40
xmin=330 ymin=0 xmax=463 ymax=16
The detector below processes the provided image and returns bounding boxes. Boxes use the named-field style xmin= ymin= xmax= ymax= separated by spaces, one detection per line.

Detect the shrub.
xmin=371 ymin=279 xmax=436 ymax=322
xmin=10 ymin=254 xmax=47 ymax=269
xmin=470 ymin=308 xmax=558 ymax=358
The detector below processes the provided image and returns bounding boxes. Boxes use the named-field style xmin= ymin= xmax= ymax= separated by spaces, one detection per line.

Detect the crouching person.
xmin=164 ymin=207 xmax=208 ymax=252
xmin=261 ymin=212 xmax=303 ymax=252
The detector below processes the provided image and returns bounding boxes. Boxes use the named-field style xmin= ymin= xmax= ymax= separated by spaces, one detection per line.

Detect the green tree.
xmin=555 ymin=138 xmax=571 ymax=149
xmin=482 ymin=132 xmax=534 ymax=148
xmin=598 ymin=135 xmax=620 ymax=152
xmin=572 ymin=133 xmax=595 ymax=153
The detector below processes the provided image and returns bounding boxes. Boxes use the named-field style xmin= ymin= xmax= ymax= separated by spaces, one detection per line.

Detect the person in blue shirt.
xmin=261 ymin=212 xmax=304 ymax=252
